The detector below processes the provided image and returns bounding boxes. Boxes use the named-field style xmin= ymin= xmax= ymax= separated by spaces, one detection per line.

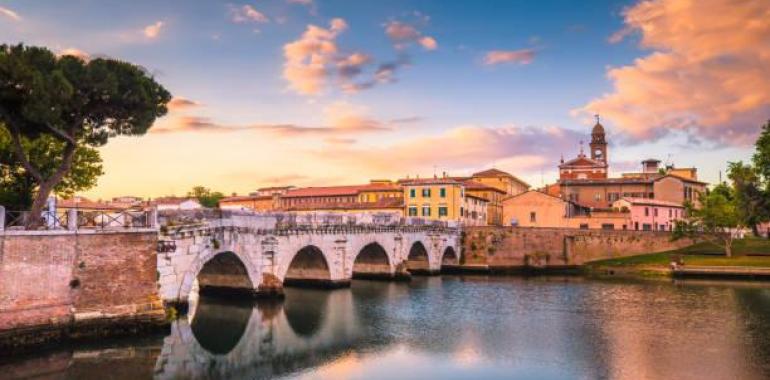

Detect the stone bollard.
xmin=67 ymin=209 xmax=78 ymax=231
xmin=149 ymin=207 xmax=159 ymax=229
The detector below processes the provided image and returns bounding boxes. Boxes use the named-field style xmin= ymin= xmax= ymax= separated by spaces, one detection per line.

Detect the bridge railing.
xmin=0 ymin=205 xmax=158 ymax=232
xmin=158 ymin=209 xmax=460 ymax=234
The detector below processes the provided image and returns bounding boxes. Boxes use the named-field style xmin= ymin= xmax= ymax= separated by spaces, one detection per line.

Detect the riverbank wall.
xmin=0 ymin=229 xmax=168 ymax=353
xmin=460 ymin=227 xmax=695 ymax=271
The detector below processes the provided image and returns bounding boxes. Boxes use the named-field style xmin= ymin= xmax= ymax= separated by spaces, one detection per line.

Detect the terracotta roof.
xmin=559 ymin=155 xmax=606 ymax=168
xmin=220 ymin=195 xmax=272 ymax=202
xmin=471 ymin=168 xmax=530 ymax=188
xmin=465 ymin=193 xmax=489 ymax=202
xmin=616 ymin=197 xmax=684 ymax=208
xmin=282 ymin=197 xmax=404 ymax=211
xmin=461 ymin=179 xmax=507 ymax=194
xmin=399 ymin=178 xmax=462 ymax=186
xmin=283 ymin=183 xmax=400 ymax=198
xmin=257 ymin=186 xmax=295 ymax=191
xmin=472 ymin=168 xmax=512 ymax=178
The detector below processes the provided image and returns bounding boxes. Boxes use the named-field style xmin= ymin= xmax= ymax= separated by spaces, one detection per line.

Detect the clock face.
xmin=595 ymin=149 xmax=602 ymax=156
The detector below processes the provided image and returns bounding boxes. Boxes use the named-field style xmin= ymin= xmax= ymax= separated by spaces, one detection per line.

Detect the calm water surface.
xmin=3 ymin=275 xmax=770 ymax=380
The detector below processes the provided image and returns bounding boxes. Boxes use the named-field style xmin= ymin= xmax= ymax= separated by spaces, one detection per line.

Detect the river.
xmin=2 ymin=275 xmax=770 ymax=379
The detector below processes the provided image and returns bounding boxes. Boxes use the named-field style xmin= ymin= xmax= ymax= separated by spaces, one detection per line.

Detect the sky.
xmin=1 ymin=0 xmax=768 ymax=198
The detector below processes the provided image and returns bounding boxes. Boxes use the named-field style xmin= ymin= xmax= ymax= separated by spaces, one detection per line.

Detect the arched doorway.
xmin=441 ymin=247 xmax=459 ymax=272
xmin=197 ymin=251 xmax=256 ymax=298
xmin=284 ymin=245 xmax=333 ymax=287
xmin=353 ymin=243 xmax=392 ymax=279
xmin=407 ymin=241 xmax=431 ymax=274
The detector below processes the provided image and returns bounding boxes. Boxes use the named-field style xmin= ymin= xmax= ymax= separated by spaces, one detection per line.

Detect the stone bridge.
xmin=157 ymin=214 xmax=460 ymax=305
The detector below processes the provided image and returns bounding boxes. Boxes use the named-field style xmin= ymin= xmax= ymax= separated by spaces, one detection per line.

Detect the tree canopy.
xmin=0 ymin=44 xmax=170 ymax=226
xmin=187 ymin=186 xmax=225 ymax=208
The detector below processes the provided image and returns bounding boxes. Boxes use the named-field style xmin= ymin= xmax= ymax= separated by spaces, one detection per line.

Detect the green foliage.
xmin=187 ymin=186 xmax=225 ymax=208
xmin=673 ymin=189 xmax=742 ymax=256
xmin=753 ymin=120 xmax=770 ymax=184
xmin=0 ymin=128 xmax=103 ymax=209
xmin=727 ymin=161 xmax=768 ymax=233
xmin=0 ymin=44 xmax=170 ymax=224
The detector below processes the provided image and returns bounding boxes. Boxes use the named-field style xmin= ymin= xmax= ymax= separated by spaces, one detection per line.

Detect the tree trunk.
xmin=724 ymin=240 xmax=733 ymax=258
xmin=752 ymin=223 xmax=760 ymax=238
xmin=25 ymin=143 xmax=77 ymax=228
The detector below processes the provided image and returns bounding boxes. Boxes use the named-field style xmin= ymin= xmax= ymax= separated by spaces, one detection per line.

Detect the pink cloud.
xmin=230 ymin=4 xmax=269 ymax=24
xmin=483 ymin=49 xmax=536 ymax=65
xmin=0 ymin=6 xmax=20 ymax=21
xmin=384 ymin=20 xmax=438 ymax=51
xmin=578 ymin=0 xmax=770 ymax=145
xmin=143 ymin=21 xmax=164 ymax=39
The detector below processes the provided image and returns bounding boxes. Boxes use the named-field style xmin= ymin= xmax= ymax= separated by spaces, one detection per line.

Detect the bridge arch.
xmin=352 ymin=242 xmax=393 ymax=279
xmin=441 ymin=246 xmax=459 ymax=269
xmin=180 ymin=250 xmax=261 ymax=302
xmin=283 ymin=245 xmax=333 ymax=287
xmin=406 ymin=241 xmax=431 ymax=274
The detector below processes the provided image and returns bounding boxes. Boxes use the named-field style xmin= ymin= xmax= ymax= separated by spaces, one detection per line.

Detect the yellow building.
xmin=471 ymin=168 xmax=530 ymax=196
xmin=401 ymin=177 xmax=476 ymax=224
xmin=357 ymin=180 xmax=403 ymax=203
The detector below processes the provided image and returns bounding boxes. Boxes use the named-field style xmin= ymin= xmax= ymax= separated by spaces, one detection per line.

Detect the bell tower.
xmin=590 ymin=114 xmax=607 ymax=163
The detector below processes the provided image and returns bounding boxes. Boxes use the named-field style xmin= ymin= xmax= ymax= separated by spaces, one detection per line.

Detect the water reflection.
xmin=1 ymin=276 xmax=770 ymax=379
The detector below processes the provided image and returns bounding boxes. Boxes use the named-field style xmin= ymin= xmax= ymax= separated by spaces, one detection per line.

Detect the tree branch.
xmin=6 ymin=124 xmax=44 ymax=183
xmin=42 ymin=123 xmax=76 ymax=145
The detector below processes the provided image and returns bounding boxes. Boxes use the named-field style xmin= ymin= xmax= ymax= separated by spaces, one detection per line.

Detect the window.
xmin=668 ymin=209 xmax=672 ymax=218
xmin=460 ymin=207 xmax=464 ymax=217
xmin=438 ymin=206 xmax=448 ymax=217
xmin=601 ymin=224 xmax=615 ymax=230
xmin=422 ymin=188 xmax=431 ymax=197
xmin=440 ymin=188 xmax=446 ymax=198
xmin=422 ymin=205 xmax=431 ymax=217
xmin=579 ymin=223 xmax=589 ymax=230
xmin=410 ymin=189 xmax=416 ymax=198
xmin=642 ymin=223 xmax=652 ymax=231
xmin=644 ymin=207 xmax=649 ymax=217
xmin=530 ymin=212 xmax=537 ymax=222
xmin=635 ymin=222 xmax=639 ymax=230
xmin=408 ymin=206 xmax=418 ymax=216
xmin=594 ymin=193 xmax=601 ymax=201
xmin=654 ymin=208 xmax=658 ymax=217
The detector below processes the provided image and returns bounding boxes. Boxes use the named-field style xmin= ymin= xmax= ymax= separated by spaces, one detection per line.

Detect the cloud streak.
xmin=0 ymin=6 xmax=21 ymax=21
xmin=579 ymin=0 xmax=770 ymax=146
xmin=483 ymin=49 xmax=536 ymax=65
xmin=230 ymin=4 xmax=269 ymax=23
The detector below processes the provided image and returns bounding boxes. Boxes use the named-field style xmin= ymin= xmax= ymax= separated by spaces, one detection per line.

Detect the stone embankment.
xmin=460 ymin=226 xmax=695 ymax=272
xmin=0 ymin=226 xmax=167 ymax=354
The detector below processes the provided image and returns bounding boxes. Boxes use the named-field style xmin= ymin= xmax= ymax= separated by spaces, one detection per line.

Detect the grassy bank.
xmin=584 ymin=238 xmax=770 ymax=277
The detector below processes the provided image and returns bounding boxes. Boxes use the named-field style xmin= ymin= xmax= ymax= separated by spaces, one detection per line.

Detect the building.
xmin=553 ymin=119 xmax=706 ymax=209
xmin=462 ymin=193 xmax=490 ymax=226
xmin=219 ymin=194 xmax=277 ymax=212
xmin=470 ymin=168 xmax=530 ymax=196
xmin=151 ymin=197 xmax=202 ymax=211
xmin=502 ymin=190 xmax=632 ymax=230
xmin=56 ymin=196 xmax=131 ymax=212
xmin=613 ymin=197 xmax=685 ymax=232
xmin=402 ymin=177 xmax=467 ymax=223
xmin=282 ymin=197 xmax=404 ymax=217
xmin=279 ymin=181 xmax=402 ymax=209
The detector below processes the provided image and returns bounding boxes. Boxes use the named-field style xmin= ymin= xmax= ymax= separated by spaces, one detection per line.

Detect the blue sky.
xmin=1 ymin=0 xmax=765 ymax=197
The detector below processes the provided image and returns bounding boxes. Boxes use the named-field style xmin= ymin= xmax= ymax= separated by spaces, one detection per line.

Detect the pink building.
xmin=612 ymin=198 xmax=685 ymax=232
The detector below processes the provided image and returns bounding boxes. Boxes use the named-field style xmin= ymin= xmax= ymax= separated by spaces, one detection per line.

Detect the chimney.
xmin=642 ymin=159 xmax=661 ymax=173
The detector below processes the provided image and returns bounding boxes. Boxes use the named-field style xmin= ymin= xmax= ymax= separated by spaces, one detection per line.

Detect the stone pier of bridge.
xmin=157 ymin=215 xmax=460 ymax=306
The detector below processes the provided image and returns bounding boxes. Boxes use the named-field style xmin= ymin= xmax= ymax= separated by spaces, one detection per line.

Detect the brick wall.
xmin=0 ymin=230 xmax=164 ymax=336
xmin=461 ymin=226 xmax=695 ymax=269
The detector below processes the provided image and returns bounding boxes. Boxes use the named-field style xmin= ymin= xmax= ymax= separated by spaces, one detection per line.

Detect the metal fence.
xmin=1 ymin=207 xmax=156 ymax=231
